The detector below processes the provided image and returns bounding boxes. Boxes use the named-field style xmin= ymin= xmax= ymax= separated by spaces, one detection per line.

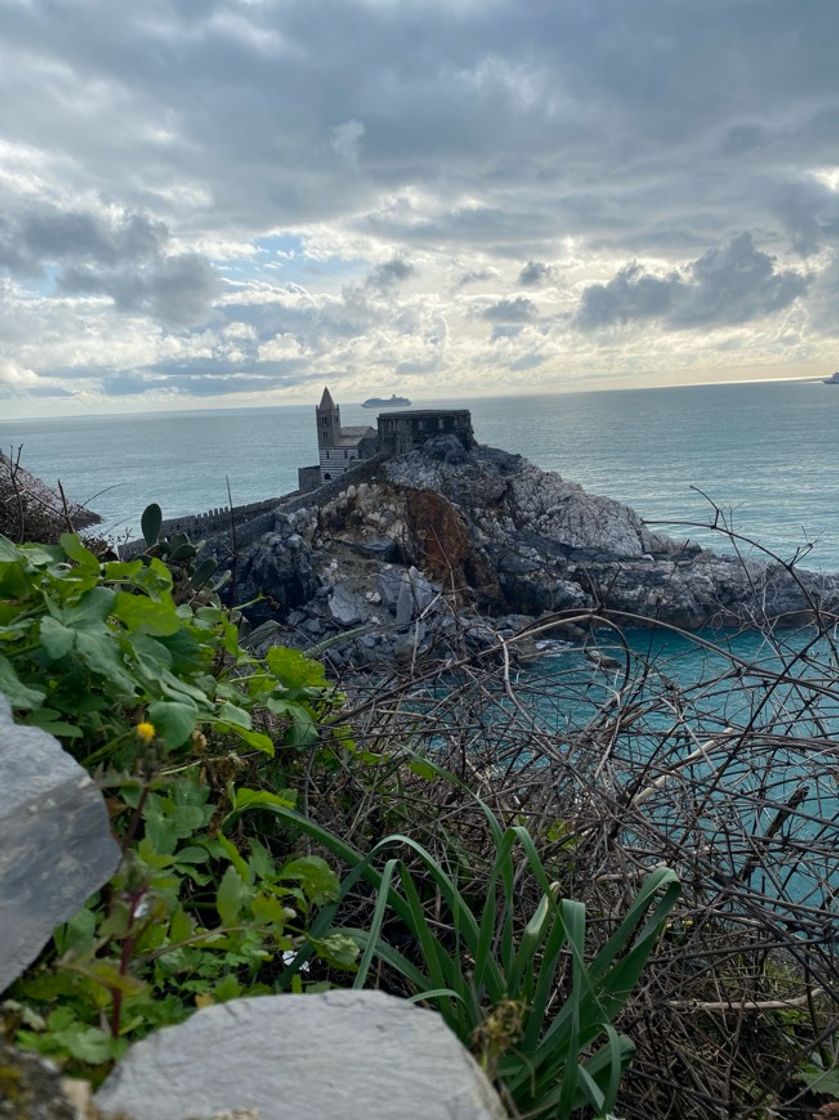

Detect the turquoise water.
xmin=2 ymin=379 xmax=838 ymax=568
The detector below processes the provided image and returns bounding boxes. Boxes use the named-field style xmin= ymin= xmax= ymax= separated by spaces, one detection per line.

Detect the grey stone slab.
xmin=394 ymin=573 xmax=414 ymax=626
xmin=96 ymin=991 xmax=507 ymax=1120
xmin=327 ymin=583 xmax=365 ymax=627
xmin=0 ymin=695 xmax=121 ymax=994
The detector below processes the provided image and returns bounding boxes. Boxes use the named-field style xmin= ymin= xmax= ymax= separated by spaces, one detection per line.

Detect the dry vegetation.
xmin=295 ymin=520 xmax=839 ymax=1119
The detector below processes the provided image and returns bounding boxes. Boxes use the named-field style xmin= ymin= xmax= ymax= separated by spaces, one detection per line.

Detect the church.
xmin=297 ymin=387 xmax=474 ymax=494
xmin=297 ymin=387 xmax=378 ymax=492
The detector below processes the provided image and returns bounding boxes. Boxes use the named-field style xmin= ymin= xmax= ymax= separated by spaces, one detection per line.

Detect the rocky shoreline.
xmin=200 ymin=435 xmax=839 ymax=672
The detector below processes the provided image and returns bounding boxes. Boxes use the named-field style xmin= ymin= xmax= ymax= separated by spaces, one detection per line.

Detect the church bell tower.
xmin=316 ymin=386 xmax=341 ymax=449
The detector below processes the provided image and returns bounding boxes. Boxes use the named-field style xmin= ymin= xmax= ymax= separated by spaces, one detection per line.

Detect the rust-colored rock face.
xmin=405 ymin=489 xmax=501 ymax=607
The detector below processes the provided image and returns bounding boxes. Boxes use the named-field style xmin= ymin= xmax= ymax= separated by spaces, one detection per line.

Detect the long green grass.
xmin=227 ymin=782 xmax=680 ymax=1119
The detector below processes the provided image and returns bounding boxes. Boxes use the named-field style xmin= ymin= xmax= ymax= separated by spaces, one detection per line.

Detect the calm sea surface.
xmin=2 ymin=379 xmax=838 ymax=568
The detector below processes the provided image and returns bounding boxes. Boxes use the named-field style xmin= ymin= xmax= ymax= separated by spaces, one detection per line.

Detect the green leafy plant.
xmin=225 ymin=793 xmax=680 ymax=1119
xmin=0 ymin=523 xmax=355 ymax=1076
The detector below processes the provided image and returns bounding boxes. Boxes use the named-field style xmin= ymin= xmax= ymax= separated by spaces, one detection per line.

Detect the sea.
xmin=2 ymin=379 xmax=838 ymax=569
xmin=3 ymin=378 xmax=837 ymax=901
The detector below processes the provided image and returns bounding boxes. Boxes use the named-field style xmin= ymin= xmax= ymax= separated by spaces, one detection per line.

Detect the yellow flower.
xmin=135 ymin=721 xmax=156 ymax=744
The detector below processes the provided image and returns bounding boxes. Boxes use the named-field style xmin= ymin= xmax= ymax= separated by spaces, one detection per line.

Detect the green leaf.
xmin=218 ymin=701 xmax=251 ymax=729
xmin=63 ymin=586 xmax=115 ymax=631
xmin=39 ymin=616 xmax=76 ymax=660
xmin=0 ymin=534 xmax=20 ymax=562
xmin=233 ymin=788 xmax=296 ymax=812
xmin=60 ymin=533 xmax=99 ymax=573
xmin=141 ymin=503 xmax=163 ymax=547
xmin=216 ymin=721 xmax=274 ymax=756
xmin=148 ymin=700 xmax=198 ymax=747
xmin=408 ymin=759 xmax=437 ymax=781
xmin=216 ymin=865 xmax=244 ymax=927
xmin=310 ymin=933 xmax=360 ymax=970
xmin=279 ymin=856 xmax=340 ymax=906
xmin=266 ymin=645 xmax=326 ymax=690
xmin=75 ymin=632 xmax=138 ymax=695
xmin=113 ymin=591 xmax=181 ymax=636
xmin=0 ymin=654 xmax=46 ymax=709
xmin=796 ymin=1063 xmax=839 ymax=1097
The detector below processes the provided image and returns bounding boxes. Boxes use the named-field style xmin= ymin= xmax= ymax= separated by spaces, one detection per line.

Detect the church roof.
xmin=333 ymin=425 xmax=376 ymax=447
xmin=319 ymin=386 xmax=335 ymax=409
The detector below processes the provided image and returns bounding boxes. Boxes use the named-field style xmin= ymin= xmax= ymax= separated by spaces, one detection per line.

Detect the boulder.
xmin=0 ymin=1042 xmax=76 ymax=1119
xmin=0 ymin=695 xmax=121 ymax=994
xmin=327 ymin=584 xmax=366 ymax=627
xmin=95 ymin=991 xmax=507 ymax=1120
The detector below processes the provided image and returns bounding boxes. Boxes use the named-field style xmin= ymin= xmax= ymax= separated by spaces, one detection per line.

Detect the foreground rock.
xmin=201 ymin=437 xmax=839 ymax=670
xmin=0 ymin=695 xmax=121 ymax=994
xmin=95 ymin=991 xmax=507 ymax=1120
xmin=0 ymin=1042 xmax=76 ymax=1120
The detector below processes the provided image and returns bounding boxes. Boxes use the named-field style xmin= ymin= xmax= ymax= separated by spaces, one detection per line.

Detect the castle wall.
xmin=377 ymin=411 xmax=473 ymax=456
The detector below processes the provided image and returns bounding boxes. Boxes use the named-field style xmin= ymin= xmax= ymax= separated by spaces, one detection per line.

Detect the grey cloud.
xmin=518 ymin=260 xmax=553 ymax=286
xmin=577 ymin=234 xmax=809 ymax=331
xmin=481 ymin=297 xmax=538 ymax=323
xmin=3 ymin=0 xmax=839 ymax=399
xmin=365 ymin=257 xmax=415 ymax=292
xmin=0 ymin=203 xmax=217 ymax=325
xmin=490 ymin=324 xmax=524 ymax=341
xmin=772 ymin=179 xmax=839 ymax=257
xmin=0 ymin=207 xmax=166 ymax=277
xmin=457 ymin=267 xmax=499 ymax=288
xmin=576 ymin=263 xmax=675 ymax=329
xmin=58 ymin=252 xmax=219 ymax=327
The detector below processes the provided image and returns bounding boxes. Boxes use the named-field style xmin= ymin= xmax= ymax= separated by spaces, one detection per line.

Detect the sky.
xmin=2 ymin=0 xmax=839 ymax=417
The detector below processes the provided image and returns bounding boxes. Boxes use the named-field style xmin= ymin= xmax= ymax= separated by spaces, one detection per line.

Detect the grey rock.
xmin=395 ymin=574 xmax=414 ymax=627
xmin=328 ymin=584 xmax=366 ymax=627
xmin=302 ymin=617 xmax=323 ymax=635
xmin=0 ymin=1042 xmax=76 ymax=1119
xmin=95 ymin=991 xmax=507 ymax=1120
xmin=339 ymin=535 xmax=398 ymax=562
xmin=0 ymin=695 xmax=120 ymax=994
xmin=376 ymin=566 xmax=405 ymax=610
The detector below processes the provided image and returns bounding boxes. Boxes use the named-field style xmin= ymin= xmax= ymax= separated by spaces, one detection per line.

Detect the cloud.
xmin=0 ymin=202 xmax=218 ymax=325
xmin=481 ymin=296 xmax=538 ymax=323
xmin=330 ymin=118 xmax=365 ymax=163
xmin=364 ymin=256 xmax=416 ymax=292
xmin=3 ymin=0 xmax=839 ymax=409
xmin=576 ymin=234 xmax=809 ymax=331
xmin=58 ymin=251 xmax=220 ymax=326
xmin=518 ymin=260 xmax=553 ymax=286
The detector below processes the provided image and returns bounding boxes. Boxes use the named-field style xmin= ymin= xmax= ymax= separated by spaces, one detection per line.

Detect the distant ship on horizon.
xmin=361 ymin=394 xmax=411 ymax=409
xmin=822 ymin=371 xmax=839 ymax=384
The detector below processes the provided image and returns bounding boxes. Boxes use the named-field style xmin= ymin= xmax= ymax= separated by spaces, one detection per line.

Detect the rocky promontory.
xmin=203 ymin=436 xmax=839 ymax=669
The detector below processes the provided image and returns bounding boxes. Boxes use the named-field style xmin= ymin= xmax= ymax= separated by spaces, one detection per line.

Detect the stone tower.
xmin=316 ymin=386 xmax=341 ymax=449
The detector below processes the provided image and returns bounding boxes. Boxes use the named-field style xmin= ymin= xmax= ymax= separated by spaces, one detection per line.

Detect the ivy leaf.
xmin=113 ymin=592 xmax=181 ymax=636
xmin=75 ymin=632 xmax=138 ymax=695
xmin=63 ymin=586 xmax=115 ymax=632
xmin=148 ymin=700 xmax=198 ymax=747
xmin=0 ymin=654 xmax=46 ymax=709
xmin=39 ymin=616 xmax=76 ymax=660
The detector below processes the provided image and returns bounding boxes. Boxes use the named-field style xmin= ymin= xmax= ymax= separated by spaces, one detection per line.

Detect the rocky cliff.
xmin=204 ymin=436 xmax=839 ymax=668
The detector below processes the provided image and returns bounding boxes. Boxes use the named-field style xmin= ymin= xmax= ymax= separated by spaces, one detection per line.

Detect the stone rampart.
xmin=120 ymin=454 xmax=388 ymax=558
